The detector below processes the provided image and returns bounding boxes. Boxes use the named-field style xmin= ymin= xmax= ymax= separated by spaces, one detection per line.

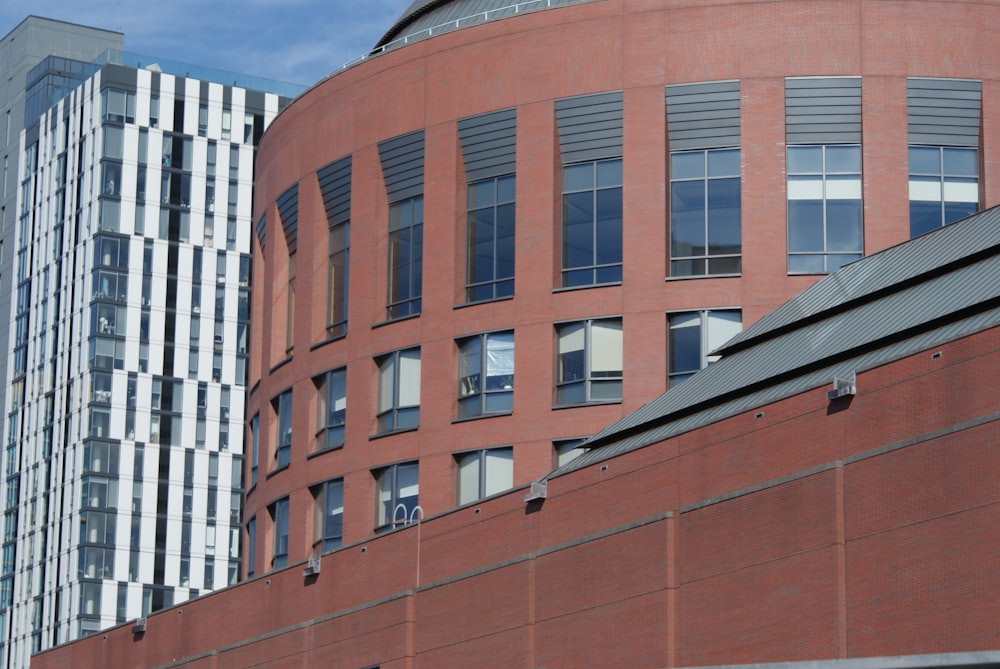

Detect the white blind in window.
xmin=590 ymin=320 xmax=622 ymax=374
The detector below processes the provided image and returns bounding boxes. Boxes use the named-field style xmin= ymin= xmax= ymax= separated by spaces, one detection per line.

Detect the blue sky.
xmin=0 ymin=0 xmax=412 ymax=86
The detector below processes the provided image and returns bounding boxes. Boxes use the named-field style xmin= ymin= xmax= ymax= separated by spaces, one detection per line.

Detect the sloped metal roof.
xmin=552 ymin=206 xmax=1000 ymax=478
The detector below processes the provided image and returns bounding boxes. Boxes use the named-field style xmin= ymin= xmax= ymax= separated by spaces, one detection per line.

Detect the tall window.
xmin=312 ymin=479 xmax=343 ymax=552
xmin=376 ymin=348 xmax=420 ymax=434
xmin=466 ymin=175 xmax=515 ymax=302
xmin=327 ymin=223 xmax=349 ymax=337
xmin=787 ymin=145 xmax=863 ymax=274
xmin=285 ymin=253 xmax=296 ymax=354
xmin=245 ymin=517 xmax=256 ymax=578
xmin=375 ymin=461 xmax=419 ymax=529
xmin=273 ymin=390 xmax=292 ymax=469
xmin=315 ymin=368 xmax=346 ymax=451
xmin=270 ymin=498 xmax=289 ymax=569
xmin=668 ymin=309 xmax=741 ymax=387
xmin=249 ymin=414 xmax=259 ymax=486
xmin=555 ymin=318 xmax=622 ymax=405
xmin=909 ymin=146 xmax=978 ymax=237
xmin=670 ymin=149 xmax=741 ymax=276
xmin=456 ymin=447 xmax=513 ymax=505
xmin=561 ymin=159 xmax=622 ymax=287
xmin=457 ymin=331 xmax=514 ymax=418
xmin=387 ymin=196 xmax=423 ymax=319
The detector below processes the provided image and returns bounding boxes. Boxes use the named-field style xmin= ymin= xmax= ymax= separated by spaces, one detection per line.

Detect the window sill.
xmin=371 ymin=312 xmax=420 ymax=330
xmin=268 ymin=356 xmax=293 ymax=375
xmin=307 ymin=443 xmax=344 ymax=459
xmin=453 ymin=294 xmax=514 ymax=311
xmin=551 ymin=399 xmax=622 ymax=411
xmin=310 ymin=331 xmax=347 ymax=352
xmin=368 ymin=425 xmax=419 ymax=441
xmin=451 ymin=410 xmax=513 ymax=425
xmin=266 ymin=463 xmax=290 ymax=479
xmin=665 ymin=273 xmax=741 ymax=282
xmin=552 ymin=281 xmax=621 ymax=294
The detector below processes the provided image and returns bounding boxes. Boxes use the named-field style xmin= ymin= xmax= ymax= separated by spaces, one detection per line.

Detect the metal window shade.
xmin=459 ymin=108 xmax=516 ymax=182
xmin=590 ymin=320 xmax=622 ymax=374
xmin=255 ymin=214 xmax=266 ymax=254
xmin=275 ymin=184 xmax=298 ymax=253
xmin=666 ymin=80 xmax=740 ymax=151
xmin=785 ymin=77 xmax=861 ymax=144
xmin=398 ymin=350 xmax=421 ymax=407
xmin=907 ymin=78 xmax=981 ymax=147
xmin=317 ymin=155 xmax=352 ymax=227
xmin=556 ymin=91 xmax=623 ymax=164
xmin=378 ymin=130 xmax=425 ymax=203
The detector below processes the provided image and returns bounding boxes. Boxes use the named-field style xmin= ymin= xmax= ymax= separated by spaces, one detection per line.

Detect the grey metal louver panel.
xmin=785 ymin=77 xmax=861 ymax=144
xmin=458 ymin=108 xmax=516 ymax=182
xmin=255 ymin=214 xmax=266 ymax=254
xmin=276 ymin=184 xmax=299 ymax=254
xmin=378 ymin=130 xmax=425 ymax=203
xmin=556 ymin=91 xmax=623 ymax=164
xmin=317 ymin=155 xmax=352 ymax=227
xmin=666 ymin=81 xmax=740 ymax=151
xmin=907 ymin=78 xmax=981 ymax=147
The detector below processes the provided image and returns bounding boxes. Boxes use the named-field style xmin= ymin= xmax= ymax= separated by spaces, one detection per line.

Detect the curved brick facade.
xmin=245 ymin=0 xmax=1000 ymax=575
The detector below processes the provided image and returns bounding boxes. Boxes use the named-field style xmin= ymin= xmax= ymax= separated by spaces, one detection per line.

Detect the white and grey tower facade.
xmin=1 ymin=51 xmax=297 ymax=668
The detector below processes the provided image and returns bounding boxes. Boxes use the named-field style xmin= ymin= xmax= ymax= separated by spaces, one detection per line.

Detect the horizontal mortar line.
xmin=533 ymin=583 xmax=674 ymax=626
xmin=677 ymin=541 xmax=841 ymax=587
xmin=680 ymin=409 xmax=1000 ymax=515
xmin=844 ymin=497 xmax=1000 ymax=544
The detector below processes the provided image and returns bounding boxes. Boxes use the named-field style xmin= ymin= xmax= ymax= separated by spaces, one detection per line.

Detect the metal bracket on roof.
xmin=524 ymin=479 xmax=547 ymax=502
xmin=827 ymin=373 xmax=856 ymax=401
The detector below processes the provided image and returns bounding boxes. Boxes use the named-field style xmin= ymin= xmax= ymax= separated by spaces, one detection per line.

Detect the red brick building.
xmin=33 ymin=0 xmax=1000 ymax=666
xmin=33 ymin=204 xmax=1000 ymax=667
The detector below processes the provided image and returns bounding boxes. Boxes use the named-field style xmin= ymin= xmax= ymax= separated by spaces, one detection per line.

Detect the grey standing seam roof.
xmin=552 ymin=206 xmax=1000 ymax=478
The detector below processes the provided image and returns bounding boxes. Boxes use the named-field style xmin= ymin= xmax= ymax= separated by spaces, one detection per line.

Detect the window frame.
xmin=457 ymin=331 xmax=514 ymax=419
xmin=312 ymin=479 xmax=344 ymax=553
xmin=314 ymin=368 xmax=346 ymax=452
xmin=561 ymin=158 xmax=623 ymax=288
xmin=273 ymin=390 xmax=292 ymax=469
xmin=386 ymin=196 xmax=423 ymax=320
xmin=554 ymin=317 xmax=623 ymax=406
xmin=667 ymin=309 xmax=742 ymax=387
xmin=327 ymin=222 xmax=349 ymax=338
xmin=786 ymin=144 xmax=863 ymax=274
xmin=270 ymin=498 xmax=289 ymax=569
xmin=455 ymin=446 xmax=514 ymax=505
xmin=465 ymin=175 xmax=515 ymax=302
xmin=908 ymin=145 xmax=979 ymax=238
xmin=374 ymin=461 xmax=419 ymax=530
xmin=375 ymin=348 xmax=420 ymax=435
xmin=669 ymin=148 xmax=742 ymax=277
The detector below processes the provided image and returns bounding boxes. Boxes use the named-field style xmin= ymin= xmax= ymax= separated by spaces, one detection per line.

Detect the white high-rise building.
xmin=1 ymin=42 xmax=299 ymax=667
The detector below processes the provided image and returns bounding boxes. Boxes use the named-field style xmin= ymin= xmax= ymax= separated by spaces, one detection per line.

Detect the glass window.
xmin=668 ymin=309 xmax=742 ymax=387
xmin=271 ymin=498 xmax=288 ymax=569
xmin=249 ymin=414 xmax=259 ymax=486
xmin=286 ymin=253 xmax=296 ymax=355
xmin=556 ymin=318 xmax=622 ymax=405
xmin=387 ymin=196 xmax=423 ymax=319
xmin=245 ymin=517 xmax=256 ymax=578
xmin=313 ymin=479 xmax=343 ymax=552
xmin=909 ymin=146 xmax=978 ymax=238
xmin=315 ymin=368 xmax=346 ymax=451
xmin=457 ymin=331 xmax=514 ymax=418
xmin=375 ymin=461 xmax=419 ymax=529
xmin=787 ymin=145 xmax=863 ymax=273
xmin=456 ymin=447 xmax=513 ymax=505
xmin=554 ymin=438 xmax=588 ymax=467
xmin=328 ymin=223 xmax=349 ymax=338
xmin=376 ymin=348 xmax=420 ymax=434
xmin=273 ymin=390 xmax=292 ymax=469
xmin=561 ymin=158 xmax=622 ymax=287
xmin=670 ymin=149 xmax=741 ymax=276
xmin=466 ymin=175 xmax=515 ymax=302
